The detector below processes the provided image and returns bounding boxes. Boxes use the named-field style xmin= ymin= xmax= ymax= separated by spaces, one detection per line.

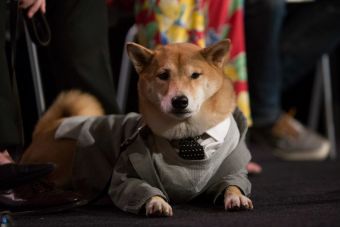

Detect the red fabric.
xmin=207 ymin=0 xmax=230 ymax=33
xmin=234 ymin=81 xmax=248 ymax=95
xmin=228 ymin=9 xmax=245 ymax=59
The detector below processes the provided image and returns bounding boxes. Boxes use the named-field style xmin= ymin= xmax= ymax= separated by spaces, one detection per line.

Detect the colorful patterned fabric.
xmin=135 ymin=0 xmax=252 ymax=124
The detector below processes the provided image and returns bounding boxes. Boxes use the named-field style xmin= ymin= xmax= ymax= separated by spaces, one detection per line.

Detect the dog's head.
xmin=127 ymin=40 xmax=236 ymax=139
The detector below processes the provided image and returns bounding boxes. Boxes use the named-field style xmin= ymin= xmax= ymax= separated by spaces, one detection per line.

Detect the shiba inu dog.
xmin=21 ymin=40 xmax=253 ymax=217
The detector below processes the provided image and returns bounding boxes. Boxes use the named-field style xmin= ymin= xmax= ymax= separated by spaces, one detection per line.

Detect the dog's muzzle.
xmin=170 ymin=95 xmax=192 ymax=118
xmin=171 ymin=96 xmax=188 ymax=110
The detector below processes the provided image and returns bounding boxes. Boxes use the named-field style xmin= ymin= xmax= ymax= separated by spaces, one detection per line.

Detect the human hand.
xmin=19 ymin=0 xmax=46 ymax=18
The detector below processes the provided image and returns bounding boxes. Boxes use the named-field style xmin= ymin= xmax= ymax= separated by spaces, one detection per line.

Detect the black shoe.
xmin=0 ymin=180 xmax=87 ymax=214
xmin=0 ymin=163 xmax=55 ymax=190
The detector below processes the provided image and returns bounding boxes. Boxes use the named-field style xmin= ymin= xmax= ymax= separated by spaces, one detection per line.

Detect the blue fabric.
xmin=245 ymin=0 xmax=340 ymax=127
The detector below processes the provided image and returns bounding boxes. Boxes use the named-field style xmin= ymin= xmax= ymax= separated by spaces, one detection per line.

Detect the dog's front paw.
xmin=224 ymin=186 xmax=253 ymax=211
xmin=145 ymin=196 xmax=173 ymax=217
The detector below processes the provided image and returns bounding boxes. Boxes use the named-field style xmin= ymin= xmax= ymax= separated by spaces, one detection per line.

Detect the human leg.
xmin=245 ymin=0 xmax=286 ymax=127
xmin=271 ymin=1 xmax=340 ymax=160
xmin=0 ymin=1 xmax=85 ymax=212
xmin=264 ymin=0 xmax=340 ymax=160
xmin=42 ymin=0 xmax=119 ymax=114
xmin=1 ymin=0 xmax=55 ymax=189
xmin=0 ymin=0 xmax=22 ymax=148
xmin=245 ymin=0 xmax=331 ymax=161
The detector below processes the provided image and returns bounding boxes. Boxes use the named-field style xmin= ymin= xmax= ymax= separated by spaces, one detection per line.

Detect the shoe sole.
xmin=273 ymin=140 xmax=331 ymax=161
xmin=0 ymin=163 xmax=55 ymax=190
xmin=0 ymin=199 xmax=88 ymax=216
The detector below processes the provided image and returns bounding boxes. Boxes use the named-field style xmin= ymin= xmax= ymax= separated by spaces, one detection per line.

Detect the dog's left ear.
xmin=201 ymin=39 xmax=231 ymax=68
xmin=126 ymin=42 xmax=154 ymax=74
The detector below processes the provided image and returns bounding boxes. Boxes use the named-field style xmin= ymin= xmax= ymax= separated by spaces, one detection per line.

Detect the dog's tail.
xmin=33 ymin=90 xmax=104 ymax=137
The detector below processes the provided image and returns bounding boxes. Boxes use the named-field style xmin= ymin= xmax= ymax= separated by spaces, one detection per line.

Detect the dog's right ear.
xmin=126 ymin=42 xmax=154 ymax=74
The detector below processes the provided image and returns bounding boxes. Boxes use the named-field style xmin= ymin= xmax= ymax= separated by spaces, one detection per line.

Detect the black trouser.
xmin=0 ymin=0 xmax=22 ymax=148
xmin=0 ymin=0 xmax=119 ymax=149
xmin=41 ymin=0 xmax=119 ymax=113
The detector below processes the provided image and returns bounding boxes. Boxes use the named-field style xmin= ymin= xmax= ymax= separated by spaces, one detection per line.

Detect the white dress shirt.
xmin=197 ymin=116 xmax=233 ymax=158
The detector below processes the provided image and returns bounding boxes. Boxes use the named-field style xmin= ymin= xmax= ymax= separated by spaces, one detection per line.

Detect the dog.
xmin=21 ymin=39 xmax=253 ymax=216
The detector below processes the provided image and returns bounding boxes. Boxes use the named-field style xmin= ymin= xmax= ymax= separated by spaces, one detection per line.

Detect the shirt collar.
xmin=205 ymin=116 xmax=231 ymax=143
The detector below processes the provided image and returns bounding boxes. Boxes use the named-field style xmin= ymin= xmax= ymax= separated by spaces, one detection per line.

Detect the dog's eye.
xmin=191 ymin=72 xmax=201 ymax=79
xmin=157 ymin=72 xmax=170 ymax=81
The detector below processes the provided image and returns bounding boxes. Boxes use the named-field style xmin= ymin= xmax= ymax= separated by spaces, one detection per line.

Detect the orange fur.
xmin=127 ymin=40 xmax=236 ymax=139
xmin=126 ymin=40 xmax=250 ymax=215
xmin=20 ymin=40 xmax=252 ymax=215
xmin=20 ymin=90 xmax=104 ymax=188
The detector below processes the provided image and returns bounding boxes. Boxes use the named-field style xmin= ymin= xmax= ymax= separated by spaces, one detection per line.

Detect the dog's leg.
xmin=20 ymin=129 xmax=76 ymax=188
xmin=224 ymin=185 xmax=253 ymax=211
xmin=145 ymin=196 xmax=173 ymax=217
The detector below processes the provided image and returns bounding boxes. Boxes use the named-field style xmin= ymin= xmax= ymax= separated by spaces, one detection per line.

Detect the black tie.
xmin=178 ymin=136 xmax=205 ymax=160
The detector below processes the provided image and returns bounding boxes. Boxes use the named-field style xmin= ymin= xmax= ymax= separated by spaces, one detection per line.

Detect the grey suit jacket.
xmin=55 ymin=109 xmax=251 ymax=214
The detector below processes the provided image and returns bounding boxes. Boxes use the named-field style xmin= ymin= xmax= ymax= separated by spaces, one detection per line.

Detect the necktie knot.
xmin=177 ymin=136 xmax=205 ymax=160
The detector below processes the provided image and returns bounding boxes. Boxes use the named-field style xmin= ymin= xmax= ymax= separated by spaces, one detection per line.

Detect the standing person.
xmin=245 ymin=0 xmax=340 ymax=160
xmin=0 ymin=0 xmax=119 ymax=212
xmin=38 ymin=0 xmax=120 ymax=114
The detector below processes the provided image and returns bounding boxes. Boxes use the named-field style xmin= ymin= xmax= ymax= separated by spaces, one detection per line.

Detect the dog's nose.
xmin=171 ymin=96 xmax=188 ymax=110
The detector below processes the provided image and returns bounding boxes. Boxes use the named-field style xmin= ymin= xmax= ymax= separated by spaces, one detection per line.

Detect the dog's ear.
xmin=126 ymin=42 xmax=154 ymax=74
xmin=201 ymin=39 xmax=231 ymax=68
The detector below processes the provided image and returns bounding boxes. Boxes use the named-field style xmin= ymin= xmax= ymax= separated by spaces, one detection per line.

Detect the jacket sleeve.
xmin=108 ymin=151 xmax=167 ymax=214
xmin=55 ymin=113 xmax=145 ymax=199
xmin=204 ymin=131 xmax=252 ymax=204
xmin=205 ymin=168 xmax=251 ymax=204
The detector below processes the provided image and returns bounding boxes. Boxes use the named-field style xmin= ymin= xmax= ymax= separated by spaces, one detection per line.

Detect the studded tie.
xmin=178 ymin=136 xmax=205 ymax=160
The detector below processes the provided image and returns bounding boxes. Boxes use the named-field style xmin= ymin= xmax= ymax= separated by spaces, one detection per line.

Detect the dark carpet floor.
xmin=8 ymin=143 xmax=340 ymax=227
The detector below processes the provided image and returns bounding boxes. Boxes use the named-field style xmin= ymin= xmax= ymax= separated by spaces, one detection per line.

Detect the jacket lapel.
xmin=127 ymin=134 xmax=165 ymax=191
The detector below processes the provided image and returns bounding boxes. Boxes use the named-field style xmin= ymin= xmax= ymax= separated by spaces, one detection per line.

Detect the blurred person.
xmin=0 ymin=0 xmax=119 ymax=212
xmin=245 ymin=0 xmax=340 ymax=160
